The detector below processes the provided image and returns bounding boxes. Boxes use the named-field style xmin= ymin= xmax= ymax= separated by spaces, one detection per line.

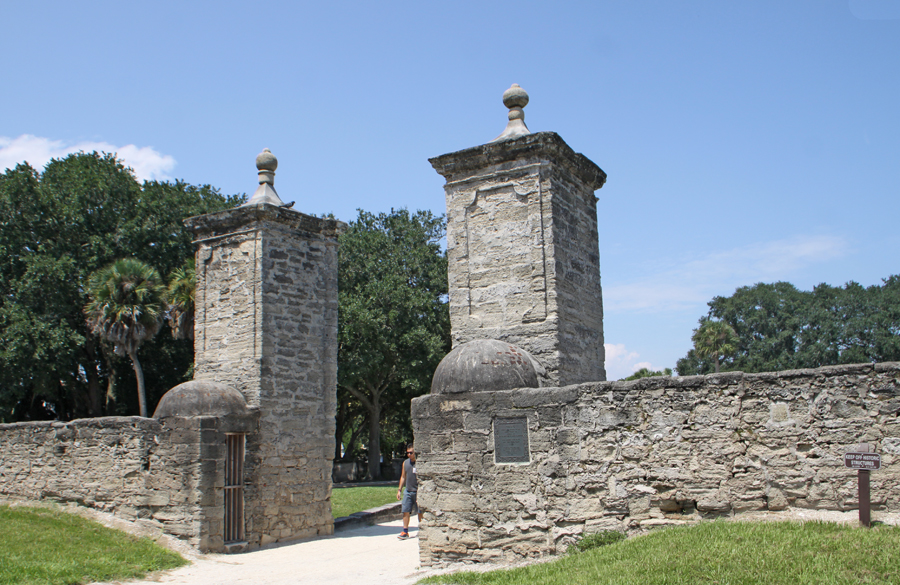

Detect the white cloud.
xmin=604 ymin=234 xmax=849 ymax=312
xmin=605 ymin=343 xmax=656 ymax=380
xmin=605 ymin=343 xmax=638 ymax=364
xmin=0 ymin=134 xmax=176 ymax=183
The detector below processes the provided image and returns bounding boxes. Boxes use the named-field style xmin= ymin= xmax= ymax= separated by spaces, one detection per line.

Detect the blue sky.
xmin=2 ymin=1 xmax=898 ymax=379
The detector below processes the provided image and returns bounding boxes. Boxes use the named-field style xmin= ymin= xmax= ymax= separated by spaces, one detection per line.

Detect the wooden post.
xmin=858 ymin=443 xmax=871 ymax=528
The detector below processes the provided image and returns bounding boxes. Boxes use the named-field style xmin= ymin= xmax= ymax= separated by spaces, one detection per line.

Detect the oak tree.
xmin=676 ymin=278 xmax=900 ymax=375
xmin=337 ymin=209 xmax=450 ymax=479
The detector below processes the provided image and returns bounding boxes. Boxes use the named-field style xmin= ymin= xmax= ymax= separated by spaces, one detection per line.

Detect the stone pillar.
xmin=429 ymin=85 xmax=608 ymax=385
xmin=184 ymin=149 xmax=343 ymax=547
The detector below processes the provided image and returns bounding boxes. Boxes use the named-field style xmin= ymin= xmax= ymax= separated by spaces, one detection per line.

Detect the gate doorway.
xmin=224 ymin=433 xmax=245 ymax=543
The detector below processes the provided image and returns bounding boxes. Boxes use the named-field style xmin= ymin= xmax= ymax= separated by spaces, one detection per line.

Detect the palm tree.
xmin=85 ymin=258 xmax=165 ymax=417
xmin=166 ymin=258 xmax=196 ymax=340
xmin=692 ymin=319 xmax=739 ymax=373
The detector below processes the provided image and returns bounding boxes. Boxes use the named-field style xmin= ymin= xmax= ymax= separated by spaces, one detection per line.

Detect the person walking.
xmin=397 ymin=443 xmax=422 ymax=539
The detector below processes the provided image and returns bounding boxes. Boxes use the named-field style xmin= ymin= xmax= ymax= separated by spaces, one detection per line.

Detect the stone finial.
xmin=256 ymin=148 xmax=278 ymax=175
xmin=242 ymin=148 xmax=287 ymax=207
xmin=490 ymin=84 xmax=531 ymax=143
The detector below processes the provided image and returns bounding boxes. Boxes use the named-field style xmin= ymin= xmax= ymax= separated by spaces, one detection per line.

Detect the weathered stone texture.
xmin=430 ymin=132 xmax=607 ymax=386
xmin=0 ymin=416 xmax=211 ymax=548
xmin=186 ymin=204 xmax=342 ymax=549
xmin=412 ymin=363 xmax=900 ymax=567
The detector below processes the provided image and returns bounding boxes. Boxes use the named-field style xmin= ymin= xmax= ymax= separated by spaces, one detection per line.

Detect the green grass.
xmin=331 ymin=485 xmax=398 ymax=519
xmin=0 ymin=505 xmax=187 ymax=585
xmin=420 ymin=520 xmax=900 ymax=585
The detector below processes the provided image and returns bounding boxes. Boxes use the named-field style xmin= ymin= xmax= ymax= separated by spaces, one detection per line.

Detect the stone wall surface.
xmin=431 ymin=132 xmax=607 ymax=386
xmin=0 ymin=416 xmax=207 ymax=547
xmin=187 ymin=204 xmax=342 ymax=548
xmin=412 ymin=362 xmax=900 ymax=567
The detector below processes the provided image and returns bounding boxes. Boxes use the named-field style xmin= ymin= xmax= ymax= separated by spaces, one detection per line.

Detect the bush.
xmin=568 ymin=530 xmax=626 ymax=553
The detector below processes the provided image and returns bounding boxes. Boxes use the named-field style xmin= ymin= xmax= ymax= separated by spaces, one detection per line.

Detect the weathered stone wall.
xmin=186 ymin=204 xmax=342 ymax=548
xmin=0 ymin=416 xmax=207 ymax=547
xmin=430 ymin=132 xmax=607 ymax=386
xmin=412 ymin=362 xmax=900 ymax=566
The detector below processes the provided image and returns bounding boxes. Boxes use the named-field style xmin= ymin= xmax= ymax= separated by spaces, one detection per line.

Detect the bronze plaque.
xmin=494 ymin=417 xmax=530 ymax=463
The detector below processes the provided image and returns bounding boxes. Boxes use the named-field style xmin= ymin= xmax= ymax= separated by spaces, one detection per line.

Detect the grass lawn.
xmin=0 ymin=504 xmax=187 ymax=585
xmin=420 ymin=520 xmax=900 ymax=585
xmin=331 ymin=485 xmax=398 ymax=519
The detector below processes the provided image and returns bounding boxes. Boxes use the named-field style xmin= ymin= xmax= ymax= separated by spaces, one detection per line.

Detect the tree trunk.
xmin=128 ymin=349 xmax=148 ymax=418
xmin=83 ymin=340 xmax=103 ymax=416
xmin=714 ymin=355 xmax=720 ymax=373
xmin=342 ymin=383 xmax=386 ymax=480
xmin=335 ymin=398 xmax=347 ymax=461
xmin=102 ymin=343 xmax=119 ymax=414
xmin=366 ymin=395 xmax=382 ymax=480
xmin=106 ymin=373 xmax=118 ymax=414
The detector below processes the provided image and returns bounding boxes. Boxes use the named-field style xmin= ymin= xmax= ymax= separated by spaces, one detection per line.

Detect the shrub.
xmin=568 ymin=530 xmax=626 ymax=553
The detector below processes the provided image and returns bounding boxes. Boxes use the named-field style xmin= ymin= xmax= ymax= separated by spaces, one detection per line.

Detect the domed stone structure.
xmin=153 ymin=380 xmax=252 ymax=418
xmin=431 ymin=339 xmax=544 ymax=394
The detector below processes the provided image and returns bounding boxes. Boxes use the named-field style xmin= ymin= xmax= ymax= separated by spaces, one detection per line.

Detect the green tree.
xmin=874 ymin=275 xmax=900 ymax=360
xmin=677 ymin=277 xmax=900 ymax=375
xmin=85 ymin=259 xmax=166 ymax=417
xmin=621 ymin=367 xmax=672 ymax=381
xmin=691 ymin=319 xmax=738 ymax=373
xmin=0 ymin=152 xmax=242 ymax=422
xmin=713 ymin=282 xmax=807 ymax=372
xmin=338 ymin=209 xmax=450 ymax=480
xmin=165 ymin=258 xmax=196 ymax=341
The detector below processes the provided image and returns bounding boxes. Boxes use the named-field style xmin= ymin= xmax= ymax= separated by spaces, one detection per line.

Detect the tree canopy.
xmin=165 ymin=258 xmax=196 ymax=341
xmin=0 ymin=152 xmax=242 ymax=422
xmin=676 ymin=277 xmax=900 ymax=375
xmin=620 ymin=367 xmax=673 ymax=381
xmin=337 ymin=208 xmax=450 ymax=479
xmin=691 ymin=319 xmax=738 ymax=373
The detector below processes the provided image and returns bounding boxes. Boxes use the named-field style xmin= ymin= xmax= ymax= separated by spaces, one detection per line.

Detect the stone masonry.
xmin=0 ymin=416 xmax=211 ymax=549
xmin=430 ymin=87 xmax=607 ymax=386
xmin=412 ymin=363 xmax=900 ymax=567
xmin=184 ymin=155 xmax=343 ymax=548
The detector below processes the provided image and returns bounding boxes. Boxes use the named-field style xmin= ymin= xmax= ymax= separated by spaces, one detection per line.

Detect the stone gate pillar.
xmin=429 ymin=85 xmax=608 ymax=385
xmin=184 ymin=149 xmax=343 ymax=548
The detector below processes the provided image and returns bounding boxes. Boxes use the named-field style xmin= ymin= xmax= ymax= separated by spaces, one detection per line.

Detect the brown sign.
xmin=844 ymin=452 xmax=881 ymax=470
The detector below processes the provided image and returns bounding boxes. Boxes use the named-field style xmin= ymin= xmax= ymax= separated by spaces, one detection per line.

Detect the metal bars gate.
xmin=224 ymin=433 xmax=245 ymax=543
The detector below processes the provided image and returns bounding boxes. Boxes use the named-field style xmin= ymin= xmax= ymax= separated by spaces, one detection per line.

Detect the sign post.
xmin=844 ymin=443 xmax=881 ymax=528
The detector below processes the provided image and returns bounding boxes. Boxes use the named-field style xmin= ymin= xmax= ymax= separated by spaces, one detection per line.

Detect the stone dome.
xmin=431 ymin=339 xmax=543 ymax=394
xmin=153 ymin=380 xmax=251 ymax=418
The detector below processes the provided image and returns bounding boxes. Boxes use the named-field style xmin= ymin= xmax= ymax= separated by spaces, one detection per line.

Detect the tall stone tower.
xmin=430 ymin=85 xmax=607 ymax=385
xmin=184 ymin=149 xmax=343 ymax=548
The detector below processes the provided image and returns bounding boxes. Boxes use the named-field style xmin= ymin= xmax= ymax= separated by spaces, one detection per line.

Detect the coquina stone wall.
xmin=186 ymin=204 xmax=342 ymax=547
xmin=411 ymin=362 xmax=900 ymax=567
xmin=0 ymin=416 xmax=219 ymax=549
xmin=431 ymin=132 xmax=608 ymax=386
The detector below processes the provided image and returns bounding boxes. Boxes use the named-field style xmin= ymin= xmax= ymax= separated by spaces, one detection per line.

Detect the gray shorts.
xmin=401 ymin=490 xmax=419 ymax=515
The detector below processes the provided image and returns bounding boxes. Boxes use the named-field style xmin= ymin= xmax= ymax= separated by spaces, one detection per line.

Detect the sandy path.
xmin=65 ymin=504 xmax=900 ymax=585
xmin=92 ymin=520 xmax=432 ymax=585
